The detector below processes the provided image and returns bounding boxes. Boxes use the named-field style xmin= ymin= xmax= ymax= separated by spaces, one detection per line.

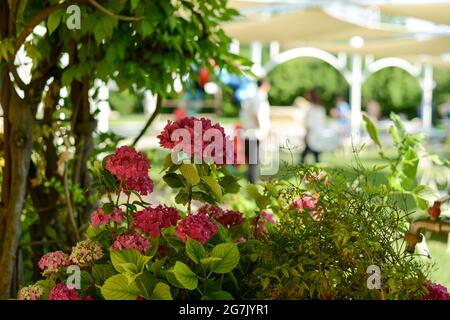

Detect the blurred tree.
xmin=267 ymin=58 xmax=349 ymax=110
xmin=433 ymin=68 xmax=450 ymax=119
xmin=362 ymin=67 xmax=422 ymax=118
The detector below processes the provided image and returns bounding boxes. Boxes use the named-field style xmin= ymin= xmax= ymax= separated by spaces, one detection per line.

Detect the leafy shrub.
xmin=17 ymin=116 xmax=449 ymax=300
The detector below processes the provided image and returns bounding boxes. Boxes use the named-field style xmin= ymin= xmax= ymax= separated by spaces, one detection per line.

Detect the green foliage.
xmin=244 ymin=166 xmax=429 ymax=300
xmin=363 ymin=68 xmax=421 ymax=118
xmin=267 ymin=58 xmax=349 ymax=109
xmin=109 ymin=89 xmax=143 ymax=114
xmin=363 ymin=113 xmax=443 ymax=209
xmin=21 ymin=116 xmax=442 ymax=300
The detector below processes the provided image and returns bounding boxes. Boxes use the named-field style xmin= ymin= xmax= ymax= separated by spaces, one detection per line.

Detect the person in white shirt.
xmin=240 ymin=78 xmax=271 ymax=183
xmin=301 ymin=89 xmax=326 ymax=164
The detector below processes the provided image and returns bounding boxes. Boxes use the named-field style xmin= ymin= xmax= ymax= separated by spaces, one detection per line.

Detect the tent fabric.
xmin=378 ymin=3 xmax=450 ymax=26
xmin=223 ymin=8 xmax=406 ymax=44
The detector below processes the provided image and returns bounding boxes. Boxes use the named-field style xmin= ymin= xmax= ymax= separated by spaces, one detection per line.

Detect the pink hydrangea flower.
xmin=105 ymin=146 xmax=154 ymax=195
xmin=261 ymin=211 xmax=275 ymax=224
xmin=18 ymin=284 xmax=44 ymax=300
xmin=157 ymin=117 xmax=236 ymax=165
xmin=292 ymin=193 xmax=319 ymax=211
xmin=111 ymin=232 xmax=150 ymax=254
xmin=70 ymin=239 xmax=104 ymax=265
xmin=422 ymin=282 xmax=450 ymax=300
xmin=38 ymin=251 xmax=70 ymax=276
xmin=132 ymin=205 xmax=180 ymax=237
xmin=175 ymin=213 xmax=218 ymax=244
xmin=91 ymin=208 xmax=124 ymax=228
xmin=198 ymin=204 xmax=244 ymax=228
xmin=48 ymin=283 xmax=80 ymax=300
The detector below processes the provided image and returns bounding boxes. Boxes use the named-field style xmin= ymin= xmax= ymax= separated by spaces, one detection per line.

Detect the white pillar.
xmin=230 ymin=39 xmax=240 ymax=55
xmin=269 ymin=41 xmax=280 ymax=60
xmin=421 ymin=64 xmax=433 ymax=131
xmin=250 ymin=41 xmax=262 ymax=69
xmin=350 ymin=54 xmax=362 ymax=140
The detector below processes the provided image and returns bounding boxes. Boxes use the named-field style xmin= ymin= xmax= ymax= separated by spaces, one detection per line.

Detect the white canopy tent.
xmin=225 ymin=0 xmax=450 ymax=136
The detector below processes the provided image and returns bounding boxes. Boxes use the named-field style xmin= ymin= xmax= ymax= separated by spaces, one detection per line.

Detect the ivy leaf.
xmin=100 ymin=274 xmax=142 ymax=300
xmin=202 ymin=290 xmax=234 ymax=300
xmin=179 ymin=164 xmax=200 ymax=186
xmin=200 ymin=257 xmax=222 ymax=268
xmin=47 ymin=9 xmax=64 ymax=35
xmin=163 ymin=173 xmax=185 ymax=188
xmin=165 ymin=270 xmax=185 ymax=289
xmin=202 ymin=176 xmax=223 ymax=200
xmin=92 ymin=264 xmax=118 ymax=286
xmin=185 ymin=238 xmax=206 ymax=264
xmin=150 ymin=282 xmax=173 ymax=300
xmin=35 ymin=279 xmax=55 ymax=300
xmin=362 ymin=113 xmax=381 ymax=148
xmin=220 ymin=176 xmax=241 ymax=194
xmin=210 ymin=243 xmax=240 ymax=274
xmin=173 ymin=261 xmax=198 ymax=290
xmin=110 ymin=249 xmax=151 ymax=275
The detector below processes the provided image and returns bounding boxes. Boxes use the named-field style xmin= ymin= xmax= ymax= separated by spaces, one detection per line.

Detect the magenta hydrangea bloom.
xmin=38 ymin=251 xmax=71 ymax=276
xmin=157 ymin=117 xmax=236 ymax=165
xmin=292 ymin=193 xmax=319 ymax=211
xmin=261 ymin=211 xmax=275 ymax=225
xmin=111 ymin=232 xmax=150 ymax=254
xmin=132 ymin=205 xmax=180 ymax=237
xmin=18 ymin=284 xmax=44 ymax=300
xmin=48 ymin=283 xmax=80 ymax=300
xmin=422 ymin=282 xmax=450 ymax=300
xmin=175 ymin=213 xmax=218 ymax=244
xmin=91 ymin=208 xmax=124 ymax=228
xmin=105 ymin=146 xmax=154 ymax=195
xmin=198 ymin=204 xmax=244 ymax=228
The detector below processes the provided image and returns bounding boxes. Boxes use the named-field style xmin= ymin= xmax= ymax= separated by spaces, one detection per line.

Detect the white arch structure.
xmin=261 ymin=46 xmax=433 ymax=137
xmin=263 ymin=47 xmax=351 ymax=82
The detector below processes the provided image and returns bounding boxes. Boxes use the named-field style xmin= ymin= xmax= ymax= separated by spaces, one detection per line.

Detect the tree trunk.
xmin=0 ymin=88 xmax=34 ymax=298
xmin=27 ymin=79 xmax=62 ymax=280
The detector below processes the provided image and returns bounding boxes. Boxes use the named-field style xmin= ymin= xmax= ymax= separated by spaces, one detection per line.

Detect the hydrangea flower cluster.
xmin=105 ymin=146 xmax=154 ymax=195
xmin=157 ymin=117 xmax=235 ymax=165
xmin=111 ymin=232 xmax=150 ymax=254
xmin=48 ymin=283 xmax=80 ymax=300
xmin=38 ymin=251 xmax=71 ymax=276
xmin=292 ymin=193 xmax=323 ymax=221
xmin=91 ymin=208 xmax=124 ymax=228
xmin=70 ymin=239 xmax=104 ymax=265
xmin=18 ymin=284 xmax=44 ymax=300
xmin=292 ymin=194 xmax=318 ymax=211
xmin=132 ymin=205 xmax=180 ymax=237
xmin=198 ymin=204 xmax=244 ymax=228
xmin=422 ymin=282 xmax=450 ymax=300
xmin=261 ymin=211 xmax=275 ymax=224
xmin=175 ymin=213 xmax=218 ymax=244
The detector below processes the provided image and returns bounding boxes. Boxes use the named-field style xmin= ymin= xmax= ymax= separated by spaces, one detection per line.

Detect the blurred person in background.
xmin=331 ymin=95 xmax=351 ymax=138
xmin=240 ymin=77 xmax=271 ymax=183
xmin=365 ymin=99 xmax=382 ymax=122
xmin=300 ymin=89 xmax=326 ymax=164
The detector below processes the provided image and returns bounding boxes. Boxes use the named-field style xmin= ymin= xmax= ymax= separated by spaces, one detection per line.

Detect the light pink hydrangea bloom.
xmin=38 ymin=251 xmax=71 ymax=276
xmin=70 ymin=239 xmax=104 ymax=265
xmin=18 ymin=284 xmax=44 ymax=300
